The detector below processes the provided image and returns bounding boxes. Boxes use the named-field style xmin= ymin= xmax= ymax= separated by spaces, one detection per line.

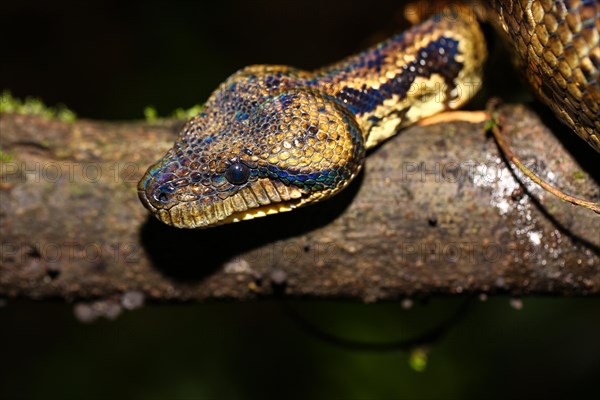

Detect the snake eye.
xmin=225 ymin=162 xmax=250 ymax=185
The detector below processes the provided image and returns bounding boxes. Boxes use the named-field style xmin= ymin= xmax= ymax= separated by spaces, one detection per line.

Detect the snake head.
xmin=138 ymin=81 xmax=365 ymax=228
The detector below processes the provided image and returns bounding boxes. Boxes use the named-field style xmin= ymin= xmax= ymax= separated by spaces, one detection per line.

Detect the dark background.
xmin=1 ymin=1 xmax=599 ymax=399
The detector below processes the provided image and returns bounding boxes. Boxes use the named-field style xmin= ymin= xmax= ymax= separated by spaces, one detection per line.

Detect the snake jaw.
xmin=139 ymin=170 xmax=312 ymax=228
xmin=146 ymin=176 xmax=350 ymax=229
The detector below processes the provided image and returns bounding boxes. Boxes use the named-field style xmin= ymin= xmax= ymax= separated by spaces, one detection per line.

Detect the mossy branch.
xmin=0 ymin=104 xmax=598 ymax=303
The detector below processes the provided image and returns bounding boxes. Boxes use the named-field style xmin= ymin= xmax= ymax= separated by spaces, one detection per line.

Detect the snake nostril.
xmin=157 ymin=192 xmax=169 ymax=203
xmin=152 ymin=185 xmax=175 ymax=205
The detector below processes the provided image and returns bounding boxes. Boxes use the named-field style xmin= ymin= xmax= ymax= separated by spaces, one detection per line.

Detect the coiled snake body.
xmin=138 ymin=1 xmax=599 ymax=229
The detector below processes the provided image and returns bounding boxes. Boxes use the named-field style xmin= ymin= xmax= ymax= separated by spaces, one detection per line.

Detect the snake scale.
xmin=138 ymin=0 xmax=599 ymax=229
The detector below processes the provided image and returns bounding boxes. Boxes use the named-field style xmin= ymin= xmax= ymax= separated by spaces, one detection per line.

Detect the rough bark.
xmin=0 ymin=105 xmax=598 ymax=304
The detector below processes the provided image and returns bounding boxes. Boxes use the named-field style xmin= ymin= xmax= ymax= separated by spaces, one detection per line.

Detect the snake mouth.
xmin=156 ymin=197 xmax=305 ymax=229
xmin=139 ymin=176 xmax=313 ymax=229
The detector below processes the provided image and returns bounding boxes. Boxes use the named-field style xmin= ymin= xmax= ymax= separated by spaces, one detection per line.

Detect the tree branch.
xmin=1 ymin=105 xmax=598 ymax=302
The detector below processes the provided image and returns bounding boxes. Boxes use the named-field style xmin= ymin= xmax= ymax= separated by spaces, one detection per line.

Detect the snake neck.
xmin=312 ymin=13 xmax=487 ymax=148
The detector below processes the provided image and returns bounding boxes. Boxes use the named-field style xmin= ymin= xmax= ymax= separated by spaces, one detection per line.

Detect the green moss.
xmin=0 ymin=148 xmax=14 ymax=162
xmin=143 ymin=106 xmax=159 ymax=122
xmin=0 ymin=90 xmax=76 ymax=123
xmin=172 ymin=104 xmax=203 ymax=119
xmin=572 ymin=170 xmax=585 ymax=180
xmin=143 ymin=104 xmax=203 ymax=122
xmin=408 ymin=348 xmax=428 ymax=372
xmin=483 ymin=118 xmax=498 ymax=132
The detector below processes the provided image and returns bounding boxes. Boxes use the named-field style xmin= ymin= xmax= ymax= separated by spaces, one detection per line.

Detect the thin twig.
xmin=486 ymin=105 xmax=600 ymax=215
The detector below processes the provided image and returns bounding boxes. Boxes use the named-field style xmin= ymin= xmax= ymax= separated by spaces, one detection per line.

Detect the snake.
xmin=138 ymin=1 xmax=599 ymax=229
